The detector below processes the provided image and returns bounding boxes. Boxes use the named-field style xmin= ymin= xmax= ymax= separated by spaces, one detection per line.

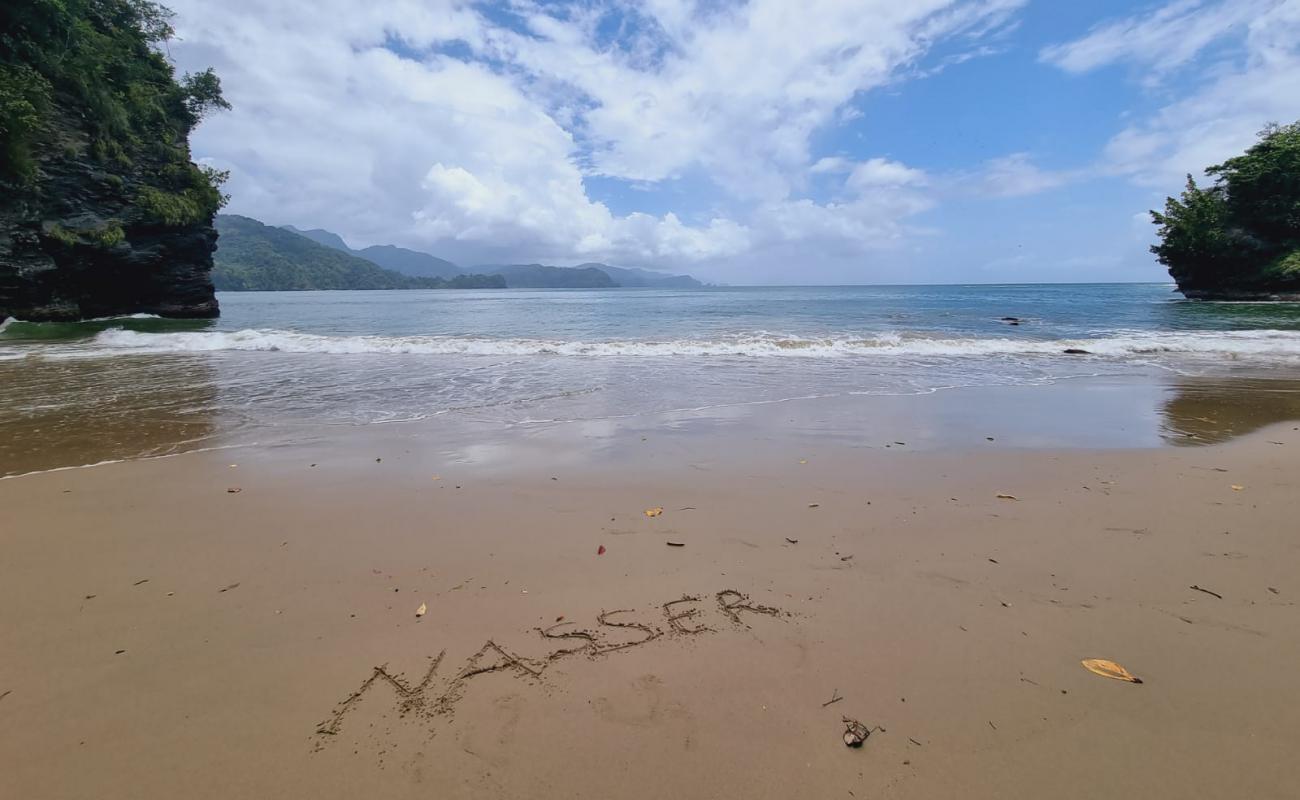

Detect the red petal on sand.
xmin=597 ymin=545 xmax=606 ymax=555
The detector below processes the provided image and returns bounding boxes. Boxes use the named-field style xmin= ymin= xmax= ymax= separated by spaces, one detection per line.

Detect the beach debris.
xmin=786 ymin=538 xmax=799 ymax=544
xmin=988 ymin=720 xmax=998 ymax=730
xmin=415 ymin=602 xmax=427 ymax=618
xmin=989 ymin=558 xmax=999 ymax=564
xmin=808 ymin=503 xmax=820 ymax=508
xmin=644 ymin=507 xmax=664 ymax=518
xmin=799 ymin=459 xmax=808 ymax=464
xmin=0 ymin=690 xmax=11 ymax=703
xmin=166 ymin=592 xmax=174 ymax=597
xmin=996 ymin=494 xmax=1018 ymax=501
xmin=842 ymin=717 xmax=872 ymax=748
xmin=1230 ymin=485 xmax=1244 ymax=491
xmin=1190 ymin=584 xmax=1223 ymax=599
xmin=227 ymin=487 xmax=241 ymax=494
xmin=1268 ymin=587 xmax=1279 ymax=594
xmin=840 ymin=555 xmax=855 ymax=562
xmin=597 ymin=545 xmax=606 ymax=555
xmin=218 ymin=582 xmax=241 ymax=593
xmin=908 ymin=737 xmax=923 ymax=747
xmin=1081 ymin=658 xmax=1143 ymax=684
xmin=1001 ymin=317 xmax=1020 ymax=322
xmin=822 ymin=688 xmax=843 ymax=707
xmin=115 ymin=649 xmax=126 ymax=655
xmin=666 ymin=541 xmax=685 ymax=547
xmin=132 ymin=579 xmax=149 ymax=586
xmin=84 ymin=594 xmax=96 ymax=600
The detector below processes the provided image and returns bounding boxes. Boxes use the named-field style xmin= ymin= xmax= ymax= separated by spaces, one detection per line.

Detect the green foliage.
xmin=136 ymin=161 xmax=226 ymax=225
xmin=213 ymin=215 xmax=506 ymax=291
xmin=1152 ymin=122 xmax=1300 ymax=292
xmin=1 ymin=0 xmax=227 ymax=185
xmin=0 ymin=64 xmax=51 ymax=182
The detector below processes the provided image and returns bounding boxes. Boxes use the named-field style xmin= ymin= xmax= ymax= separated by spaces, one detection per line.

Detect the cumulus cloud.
xmin=165 ymin=0 xmax=1025 ymax=273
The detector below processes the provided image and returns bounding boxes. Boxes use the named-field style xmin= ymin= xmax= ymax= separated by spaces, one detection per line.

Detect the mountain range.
xmin=280 ymin=224 xmax=704 ymax=289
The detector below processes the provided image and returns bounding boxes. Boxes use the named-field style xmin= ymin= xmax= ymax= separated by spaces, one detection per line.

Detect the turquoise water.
xmin=4 ymin=284 xmax=1300 ymax=472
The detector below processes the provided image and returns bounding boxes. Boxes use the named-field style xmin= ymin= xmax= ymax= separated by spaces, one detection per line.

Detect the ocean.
xmin=4 ymin=283 xmax=1300 ymax=475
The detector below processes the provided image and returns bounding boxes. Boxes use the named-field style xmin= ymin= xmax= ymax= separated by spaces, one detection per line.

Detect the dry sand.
xmin=1 ymin=408 xmax=1298 ymax=799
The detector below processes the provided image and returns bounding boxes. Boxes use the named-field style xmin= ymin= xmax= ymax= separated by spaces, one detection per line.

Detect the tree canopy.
xmin=1 ymin=0 xmax=227 ymax=204
xmin=1151 ymin=122 xmax=1300 ymax=295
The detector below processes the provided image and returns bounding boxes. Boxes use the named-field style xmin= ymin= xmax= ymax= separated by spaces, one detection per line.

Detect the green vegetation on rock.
xmin=214 ymin=215 xmax=506 ymax=291
xmin=2 ymin=0 xmax=228 ymax=320
xmin=1151 ymin=122 xmax=1300 ymax=298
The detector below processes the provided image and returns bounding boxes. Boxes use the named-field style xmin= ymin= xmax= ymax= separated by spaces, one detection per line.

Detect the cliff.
xmin=1 ymin=0 xmax=228 ymax=321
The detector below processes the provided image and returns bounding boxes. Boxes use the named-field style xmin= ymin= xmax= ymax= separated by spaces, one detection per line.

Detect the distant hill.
xmin=480 ymin=264 xmax=618 ymax=288
xmin=282 ymin=226 xmax=350 ymax=253
xmin=580 ymin=263 xmax=703 ymax=288
xmin=215 ymin=216 xmax=504 ymax=290
xmin=279 ymin=226 xmax=708 ymax=289
xmin=354 ymin=245 xmax=461 ymax=280
xmin=280 ymin=226 xmax=462 ymax=279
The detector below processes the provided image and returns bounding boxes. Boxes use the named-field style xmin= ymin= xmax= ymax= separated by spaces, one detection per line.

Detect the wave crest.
xmin=80 ymin=328 xmax=1300 ymax=359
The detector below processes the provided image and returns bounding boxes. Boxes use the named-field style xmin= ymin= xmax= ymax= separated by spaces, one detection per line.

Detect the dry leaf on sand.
xmin=996 ymin=494 xmax=1018 ymax=501
xmin=415 ymin=602 xmax=427 ymax=618
xmin=1081 ymin=658 xmax=1143 ymax=684
xmin=644 ymin=507 xmax=664 ymax=518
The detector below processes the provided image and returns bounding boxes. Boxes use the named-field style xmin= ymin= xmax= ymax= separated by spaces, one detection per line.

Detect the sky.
xmin=167 ymin=0 xmax=1300 ymax=285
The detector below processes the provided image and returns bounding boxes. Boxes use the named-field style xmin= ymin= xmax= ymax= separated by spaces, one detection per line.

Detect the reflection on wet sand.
xmin=0 ymin=356 xmax=219 ymax=477
xmin=1160 ymin=377 xmax=1300 ymax=445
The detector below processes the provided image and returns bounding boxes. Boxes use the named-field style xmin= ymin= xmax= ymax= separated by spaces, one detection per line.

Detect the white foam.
xmin=74 ymin=327 xmax=1300 ymax=360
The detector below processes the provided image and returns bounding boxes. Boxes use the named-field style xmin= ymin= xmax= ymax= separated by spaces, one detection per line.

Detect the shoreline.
xmin=2 ymin=408 xmax=1298 ymax=798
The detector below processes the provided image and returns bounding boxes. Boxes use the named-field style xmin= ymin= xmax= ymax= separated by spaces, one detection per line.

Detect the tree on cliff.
xmin=1151 ymin=122 xmax=1300 ymax=297
xmin=1 ymin=0 xmax=231 ymax=320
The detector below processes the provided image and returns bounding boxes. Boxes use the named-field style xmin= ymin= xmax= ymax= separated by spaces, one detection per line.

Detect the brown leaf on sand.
xmin=666 ymin=541 xmax=685 ymax=547
xmin=996 ymin=494 xmax=1018 ymax=501
xmin=415 ymin=602 xmax=427 ymax=618
xmin=1230 ymin=485 xmax=1244 ymax=492
xmin=644 ymin=507 xmax=664 ymax=518
xmin=1081 ymin=658 xmax=1143 ymax=684
xmin=227 ymin=487 xmax=242 ymax=494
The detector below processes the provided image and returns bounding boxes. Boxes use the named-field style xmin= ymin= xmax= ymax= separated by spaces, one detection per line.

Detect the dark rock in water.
xmin=1000 ymin=317 xmax=1020 ymax=322
xmin=1063 ymin=348 xmax=1092 ymax=355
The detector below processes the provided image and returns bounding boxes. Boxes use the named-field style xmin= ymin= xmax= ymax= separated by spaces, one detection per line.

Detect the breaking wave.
xmin=81 ymin=328 xmax=1300 ymax=359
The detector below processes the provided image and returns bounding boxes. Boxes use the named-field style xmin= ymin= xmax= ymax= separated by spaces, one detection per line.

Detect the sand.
xmin=1 ymin=399 xmax=1298 ymax=799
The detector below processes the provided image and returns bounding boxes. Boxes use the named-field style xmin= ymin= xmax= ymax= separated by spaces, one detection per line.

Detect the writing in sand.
xmin=315 ymin=589 xmax=787 ymax=745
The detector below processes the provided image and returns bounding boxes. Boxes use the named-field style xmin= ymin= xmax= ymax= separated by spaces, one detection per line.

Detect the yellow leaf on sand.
xmin=996 ymin=494 xmax=1018 ymax=501
xmin=644 ymin=507 xmax=664 ymax=518
xmin=1081 ymin=658 xmax=1142 ymax=684
xmin=799 ymin=459 xmax=808 ymax=465
xmin=415 ymin=602 xmax=427 ymax=618
xmin=1231 ymin=485 xmax=1244 ymax=491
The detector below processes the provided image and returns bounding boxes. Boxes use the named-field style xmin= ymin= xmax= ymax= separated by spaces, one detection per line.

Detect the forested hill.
xmin=213 ymin=216 xmax=504 ymax=290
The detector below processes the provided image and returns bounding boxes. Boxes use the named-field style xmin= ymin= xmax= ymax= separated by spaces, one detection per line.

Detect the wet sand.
xmin=1 ymin=395 xmax=1299 ymax=799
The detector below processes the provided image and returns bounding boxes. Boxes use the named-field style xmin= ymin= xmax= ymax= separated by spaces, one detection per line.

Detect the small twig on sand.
xmin=988 ymin=720 xmax=998 ymax=731
xmin=822 ymin=689 xmax=843 ymax=707
xmin=908 ymin=737 xmax=923 ymax=747
xmin=1190 ymin=584 xmax=1224 ymax=600
xmin=0 ymin=690 xmax=11 ymax=703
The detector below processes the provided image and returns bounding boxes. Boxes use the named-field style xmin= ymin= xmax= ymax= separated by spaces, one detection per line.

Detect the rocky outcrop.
xmin=0 ymin=118 xmax=218 ymax=321
xmin=1 ymin=1 xmax=225 ymax=322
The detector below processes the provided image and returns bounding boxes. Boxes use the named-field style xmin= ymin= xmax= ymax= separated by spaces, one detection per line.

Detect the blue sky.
xmin=168 ymin=0 xmax=1300 ymax=284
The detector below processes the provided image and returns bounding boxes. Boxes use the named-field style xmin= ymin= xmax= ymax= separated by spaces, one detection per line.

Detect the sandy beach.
xmin=2 ymin=392 xmax=1297 ymax=799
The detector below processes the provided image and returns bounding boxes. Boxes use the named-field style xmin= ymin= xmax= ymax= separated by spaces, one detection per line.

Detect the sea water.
xmin=4 ymin=284 xmax=1300 ymax=473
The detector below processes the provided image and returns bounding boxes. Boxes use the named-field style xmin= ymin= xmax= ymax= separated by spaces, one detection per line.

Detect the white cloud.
xmin=1042 ymin=0 xmax=1300 ymax=188
xmin=1039 ymin=0 xmax=1275 ymax=79
xmin=166 ymin=0 xmax=1026 ymax=274
xmin=973 ymin=153 xmax=1072 ymax=197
